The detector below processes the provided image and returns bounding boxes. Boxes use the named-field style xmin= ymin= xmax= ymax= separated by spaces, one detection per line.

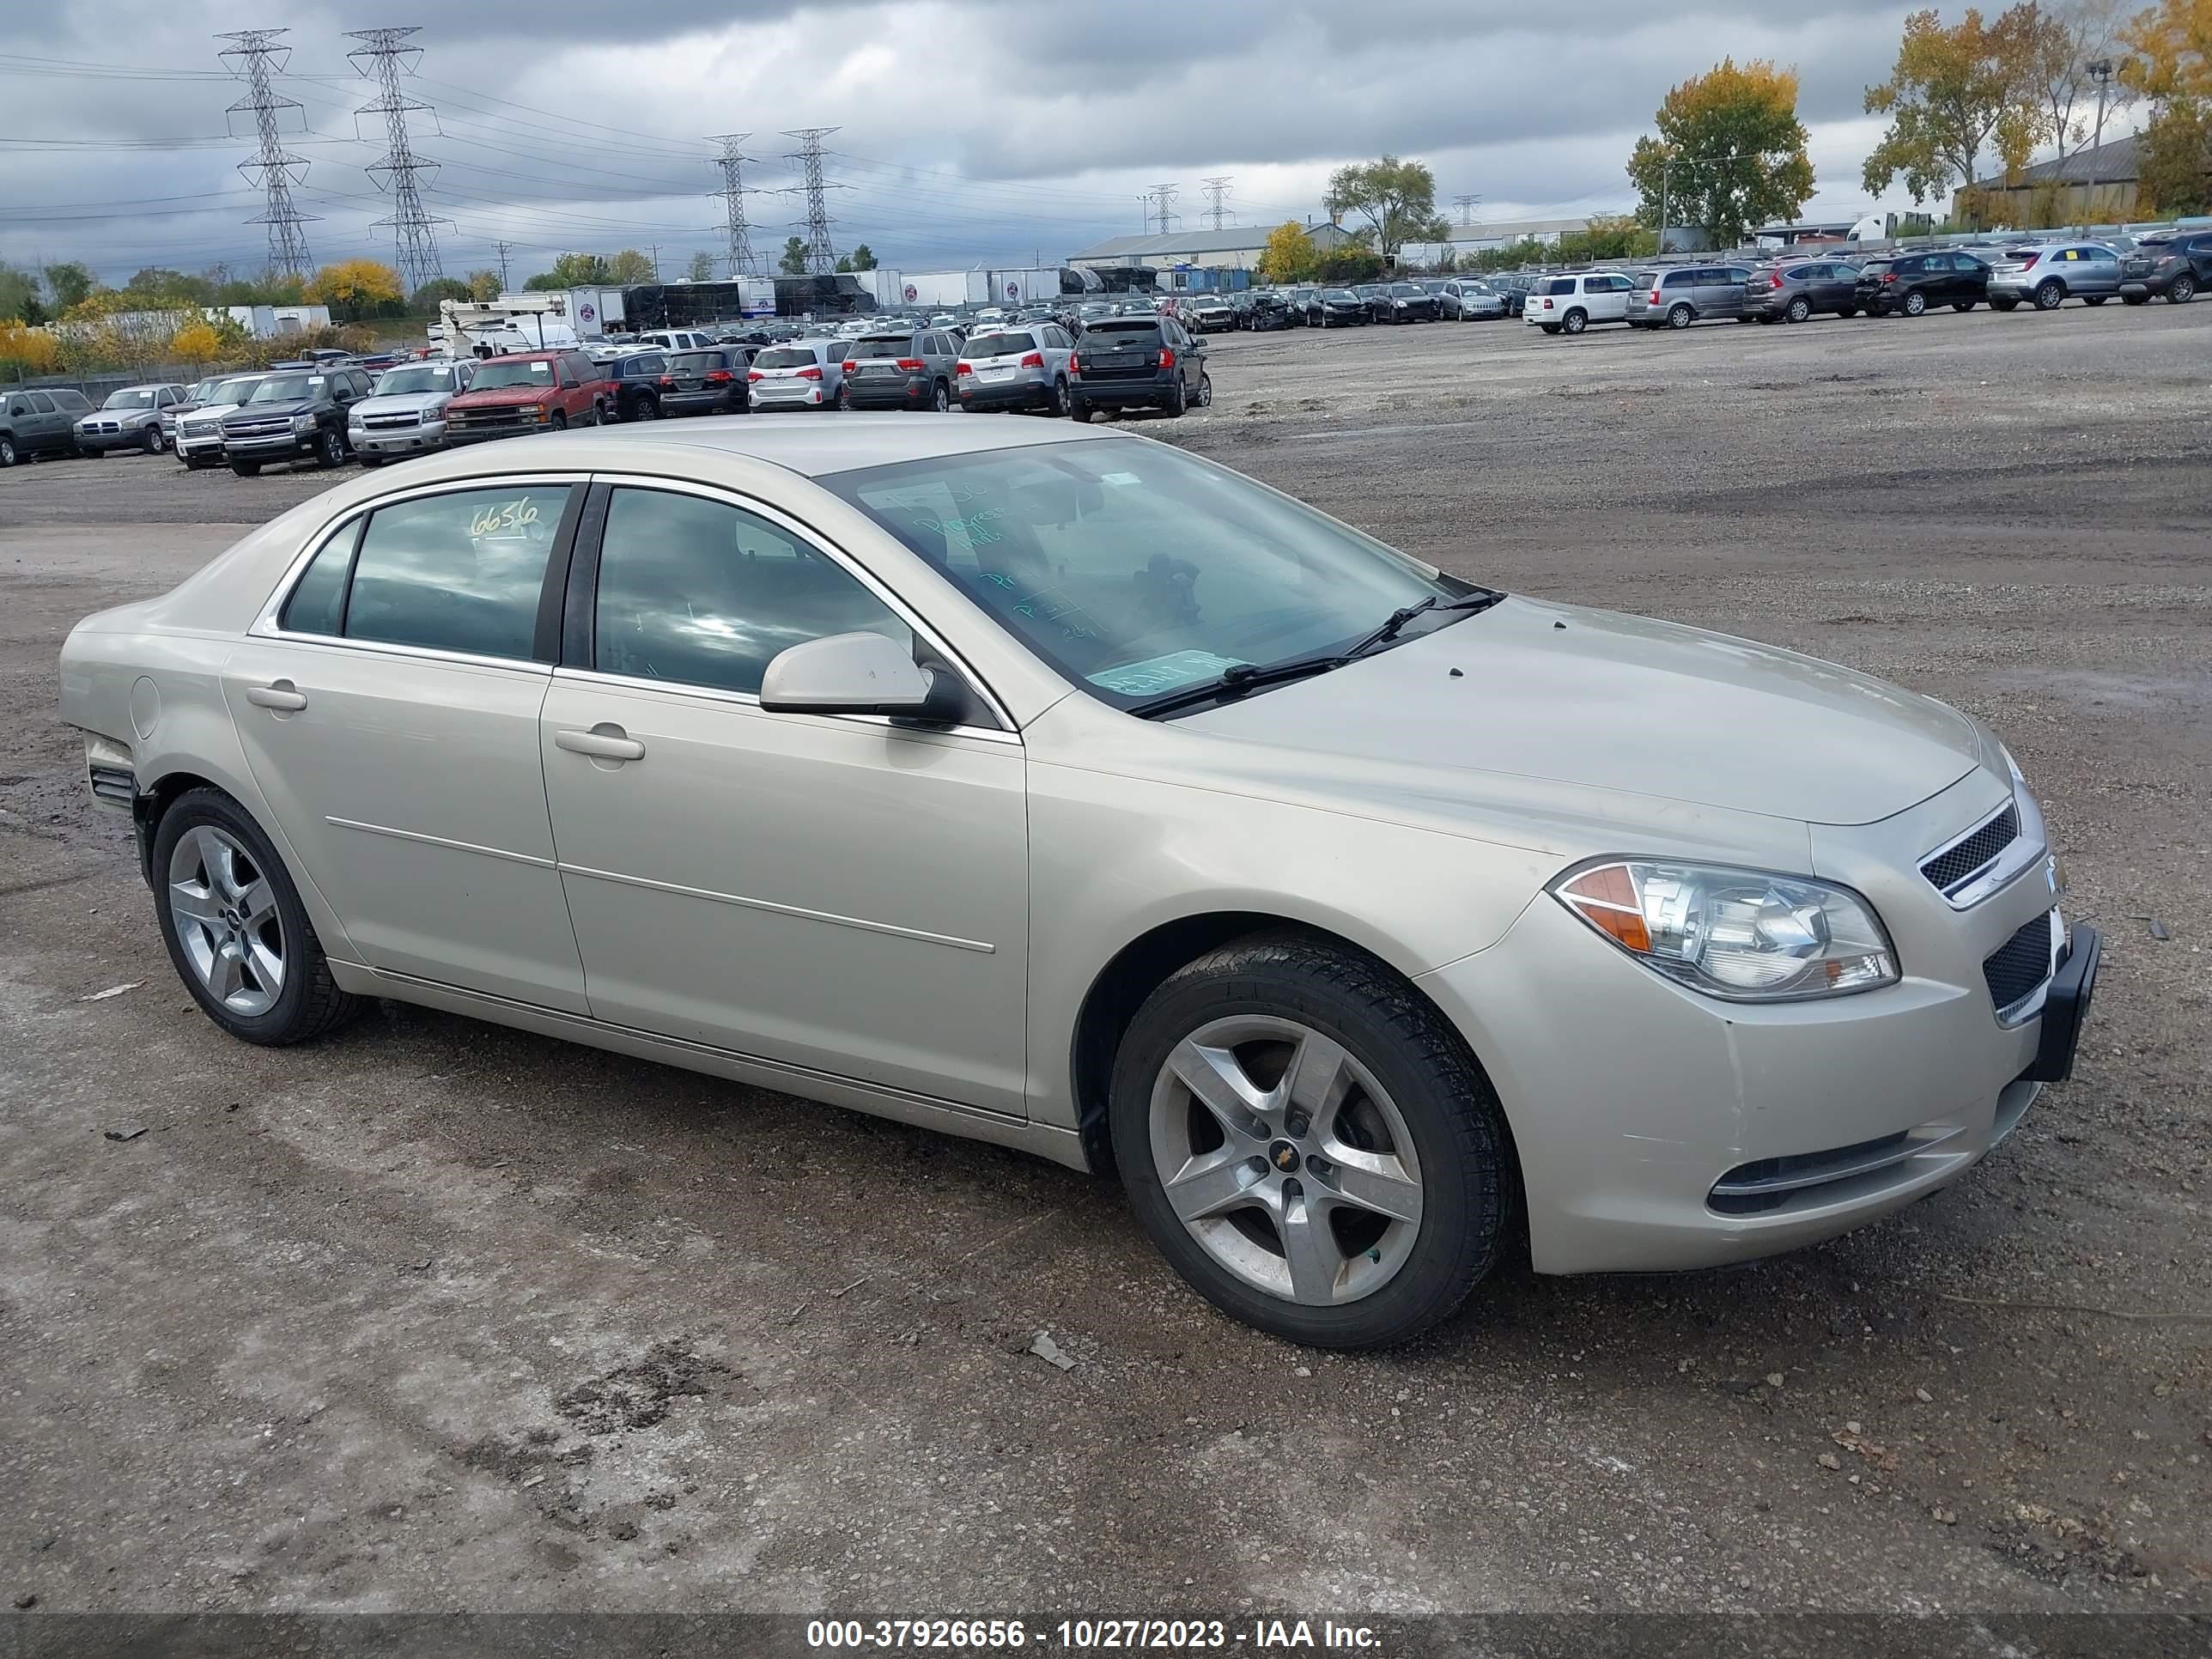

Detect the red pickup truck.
xmin=442 ymin=351 xmax=611 ymax=444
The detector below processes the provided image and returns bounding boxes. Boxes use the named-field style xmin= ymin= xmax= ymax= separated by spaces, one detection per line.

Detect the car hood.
xmin=1182 ymin=596 xmax=1982 ymax=826
xmin=83 ymin=406 xmax=159 ymax=424
xmin=179 ymin=402 xmax=246 ymax=425
xmin=450 ymin=387 xmax=555 ymax=405
xmin=225 ymin=399 xmax=316 ymax=421
xmin=354 ymin=392 xmax=451 ymax=417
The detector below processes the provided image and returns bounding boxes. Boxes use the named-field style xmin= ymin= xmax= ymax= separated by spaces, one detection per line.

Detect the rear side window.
xmin=1535 ymin=278 xmax=1575 ymax=296
xmin=279 ymin=520 xmax=360 ymax=636
xmin=592 ymin=488 xmax=911 ymax=696
xmin=342 ymin=485 xmax=576 ymax=660
xmin=28 ymin=393 xmax=56 ymax=413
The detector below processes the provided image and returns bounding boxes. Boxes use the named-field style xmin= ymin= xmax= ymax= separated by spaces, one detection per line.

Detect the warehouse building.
xmin=1068 ymin=223 xmax=1355 ymax=277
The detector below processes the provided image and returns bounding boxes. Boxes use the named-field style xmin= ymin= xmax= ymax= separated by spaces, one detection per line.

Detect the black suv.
xmin=2119 ymin=231 xmax=2211 ymax=305
xmin=1068 ymin=314 xmax=1209 ymax=421
xmin=1855 ymin=252 xmax=1990 ymax=317
xmin=220 ymin=365 xmax=372 ymax=475
xmin=594 ymin=351 xmax=669 ymax=421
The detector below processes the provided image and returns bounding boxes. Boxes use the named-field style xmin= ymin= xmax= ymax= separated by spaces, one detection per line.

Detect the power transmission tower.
xmin=1454 ymin=193 xmax=1480 ymax=227
xmin=708 ymin=134 xmax=762 ymax=276
xmin=346 ymin=27 xmax=449 ymax=293
xmin=1199 ymin=176 xmax=1233 ymax=231
xmin=495 ymin=240 xmax=514 ymax=289
xmin=1148 ymin=182 xmax=1181 ymax=237
xmin=216 ymin=29 xmax=316 ymax=280
xmin=783 ymin=127 xmax=845 ymax=274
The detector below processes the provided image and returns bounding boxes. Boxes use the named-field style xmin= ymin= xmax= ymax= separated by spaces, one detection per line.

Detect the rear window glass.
xmin=753 ymin=347 xmax=819 ymax=369
xmin=963 ymin=332 xmax=1033 ymax=359
xmin=668 ymin=351 xmax=726 ymax=371
xmin=1535 ymin=278 xmax=1576 ymax=295
xmin=1860 ymin=261 xmax=1893 ymax=275
xmin=848 ymin=337 xmax=917 ymax=358
xmin=1085 ymin=320 xmax=1164 ymax=338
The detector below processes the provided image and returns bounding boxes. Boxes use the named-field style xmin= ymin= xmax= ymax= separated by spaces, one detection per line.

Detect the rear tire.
xmin=1070 ymin=398 xmax=1095 ymax=424
xmin=1954 ymin=300 xmax=1977 ymax=312
xmin=1667 ymin=303 xmax=1692 ymax=330
xmin=1785 ymin=296 xmax=1811 ymax=323
xmin=151 ymin=787 xmax=361 ymax=1048
xmin=1563 ymin=309 xmax=1587 ymax=335
xmin=2084 ymin=295 xmax=2106 ymax=306
xmin=1991 ymin=298 xmax=2020 ymax=311
xmin=932 ymin=380 xmax=950 ymax=413
xmin=0 ymin=435 xmax=15 ymax=468
xmin=1902 ymin=290 xmax=1929 ymax=317
xmin=1837 ymin=306 xmax=1856 ymax=318
xmin=1049 ymin=376 xmax=1069 ymax=416
xmin=1109 ymin=929 xmax=1512 ymax=1350
xmin=2034 ymin=279 xmax=2064 ymax=311
xmin=1164 ymin=377 xmax=1188 ymax=417
xmin=2122 ymin=293 xmax=2149 ymax=305
xmin=2169 ymin=274 xmax=2197 ymax=304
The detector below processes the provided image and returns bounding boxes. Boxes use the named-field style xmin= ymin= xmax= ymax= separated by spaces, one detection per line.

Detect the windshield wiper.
xmin=1123 ymin=653 xmax=1349 ymax=720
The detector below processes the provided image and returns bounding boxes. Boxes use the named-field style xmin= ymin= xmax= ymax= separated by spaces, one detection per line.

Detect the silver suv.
xmin=1626 ymin=266 xmax=1752 ymax=330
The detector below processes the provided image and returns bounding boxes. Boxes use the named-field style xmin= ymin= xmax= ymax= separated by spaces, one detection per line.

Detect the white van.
xmin=1524 ymin=271 xmax=1636 ymax=335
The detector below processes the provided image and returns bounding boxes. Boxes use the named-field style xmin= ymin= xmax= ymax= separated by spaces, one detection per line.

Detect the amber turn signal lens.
xmin=1560 ymin=866 xmax=1652 ymax=953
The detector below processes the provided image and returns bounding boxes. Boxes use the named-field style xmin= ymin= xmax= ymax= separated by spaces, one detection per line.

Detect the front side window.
xmin=592 ymin=488 xmax=910 ymax=696
xmin=343 ymin=484 xmax=574 ymax=659
xmin=826 ymin=441 xmax=1458 ymax=708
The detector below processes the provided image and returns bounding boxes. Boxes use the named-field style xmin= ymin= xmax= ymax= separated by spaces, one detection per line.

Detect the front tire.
xmin=2084 ymin=295 xmax=2106 ymax=306
xmin=549 ymin=409 xmax=568 ymax=430
xmin=314 ymin=428 xmax=345 ymax=469
xmin=152 ymin=788 xmax=360 ymax=1047
xmin=231 ymin=460 xmax=261 ymax=477
xmin=1109 ymin=931 xmax=1512 ymax=1349
xmin=143 ymin=426 xmax=166 ymax=454
xmin=1954 ymin=300 xmax=1977 ymax=312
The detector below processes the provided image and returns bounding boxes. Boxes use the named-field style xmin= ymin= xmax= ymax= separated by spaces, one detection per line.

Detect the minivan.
xmin=1625 ymin=266 xmax=1753 ymax=330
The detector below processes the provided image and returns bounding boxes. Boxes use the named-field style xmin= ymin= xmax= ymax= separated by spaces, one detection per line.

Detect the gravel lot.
xmin=3 ymin=302 xmax=2209 ymax=1621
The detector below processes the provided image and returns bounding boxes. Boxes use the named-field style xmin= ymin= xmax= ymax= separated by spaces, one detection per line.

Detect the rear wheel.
xmin=2034 ymin=279 xmax=2065 ymax=311
xmin=1164 ymin=377 xmax=1188 ymax=417
xmin=2123 ymin=293 xmax=2149 ymax=305
xmin=1110 ymin=931 xmax=1512 ymax=1349
xmin=1954 ymin=300 xmax=1977 ymax=312
xmin=1049 ymin=376 xmax=1069 ymax=416
xmin=1785 ymin=296 xmax=1811 ymax=323
xmin=1991 ymin=297 xmax=2020 ymax=311
xmin=1667 ymin=303 xmax=1692 ymax=330
xmin=1902 ymin=289 xmax=1929 ymax=317
xmin=1562 ymin=308 xmax=1588 ymax=335
xmin=931 ymin=380 xmax=950 ymax=413
xmin=2170 ymin=273 xmax=2197 ymax=304
xmin=634 ymin=395 xmax=659 ymax=421
xmin=2084 ymin=295 xmax=2106 ymax=306
xmin=836 ymin=386 xmax=853 ymax=411
xmin=152 ymin=788 xmax=360 ymax=1047
xmin=0 ymin=435 xmax=15 ymax=468
xmin=1539 ymin=323 xmax=1560 ymax=334
xmin=1837 ymin=306 xmax=1856 ymax=318
xmin=1070 ymin=397 xmax=1095 ymax=424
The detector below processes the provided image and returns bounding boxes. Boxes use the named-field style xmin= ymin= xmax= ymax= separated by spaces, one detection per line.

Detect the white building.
xmin=1397 ymin=217 xmax=1596 ymax=265
xmin=1068 ymin=223 xmax=1356 ymax=278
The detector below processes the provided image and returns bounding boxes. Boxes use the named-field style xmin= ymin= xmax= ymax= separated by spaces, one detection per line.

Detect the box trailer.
xmin=900 ymin=270 xmax=991 ymax=308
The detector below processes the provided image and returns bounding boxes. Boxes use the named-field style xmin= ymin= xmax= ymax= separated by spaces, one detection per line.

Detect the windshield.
xmin=963 ymin=331 xmax=1033 ymax=359
xmin=375 ymin=365 xmax=452 ymax=395
xmin=824 ymin=441 xmax=1457 ymax=709
xmin=1392 ymin=284 xmax=1426 ymax=297
xmin=246 ymin=374 xmax=320 ymax=404
xmin=187 ymin=379 xmax=222 ymax=401
xmin=210 ymin=378 xmax=261 ymax=404
xmin=1323 ymin=289 xmax=1359 ymax=302
xmin=104 ymin=388 xmax=160 ymax=410
xmin=468 ymin=359 xmax=554 ymax=390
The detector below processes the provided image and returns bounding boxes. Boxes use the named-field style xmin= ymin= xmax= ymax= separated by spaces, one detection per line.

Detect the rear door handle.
xmin=245 ymin=681 xmax=307 ymax=713
xmin=555 ymin=726 xmax=646 ymax=763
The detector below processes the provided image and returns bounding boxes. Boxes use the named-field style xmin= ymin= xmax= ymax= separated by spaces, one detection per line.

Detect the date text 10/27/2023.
xmin=805 ymin=1619 xmax=1385 ymax=1650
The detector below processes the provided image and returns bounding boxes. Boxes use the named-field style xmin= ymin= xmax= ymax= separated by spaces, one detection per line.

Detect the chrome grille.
xmin=1922 ymin=802 xmax=2019 ymax=894
xmin=362 ymin=411 xmax=422 ymax=428
xmin=1983 ymin=911 xmax=2057 ymax=1016
xmin=227 ymin=417 xmax=290 ymax=438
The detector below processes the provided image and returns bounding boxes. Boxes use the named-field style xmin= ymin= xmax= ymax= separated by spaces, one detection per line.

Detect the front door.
xmin=538 ymin=481 xmax=1030 ymax=1116
xmin=222 ymin=479 xmax=590 ymax=1012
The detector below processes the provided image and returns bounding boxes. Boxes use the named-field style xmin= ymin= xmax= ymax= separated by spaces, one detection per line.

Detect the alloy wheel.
xmin=1147 ymin=1015 xmax=1425 ymax=1307
xmin=1786 ymin=296 xmax=1810 ymax=323
xmin=167 ymin=824 xmax=286 ymax=1018
xmin=2172 ymin=275 xmax=2197 ymax=304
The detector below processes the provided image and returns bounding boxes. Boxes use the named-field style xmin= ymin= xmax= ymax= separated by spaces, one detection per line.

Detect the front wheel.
xmin=1837 ymin=307 xmax=1856 ymax=318
xmin=549 ymin=409 xmax=568 ymax=430
xmin=151 ymin=788 xmax=361 ymax=1047
xmin=314 ymin=428 xmax=345 ymax=468
xmin=1954 ymin=300 xmax=1977 ymax=312
xmin=231 ymin=460 xmax=261 ymax=477
xmin=143 ymin=426 xmax=166 ymax=454
xmin=1110 ymin=931 xmax=1512 ymax=1349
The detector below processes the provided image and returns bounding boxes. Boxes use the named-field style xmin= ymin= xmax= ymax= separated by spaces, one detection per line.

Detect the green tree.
xmin=1627 ymin=59 xmax=1815 ymax=251
xmin=1323 ymin=156 xmax=1450 ymax=263
xmin=686 ymin=249 xmax=716 ymax=282
xmin=1315 ymin=247 xmax=1384 ymax=284
xmin=1256 ymin=221 xmax=1319 ymax=283
xmin=848 ymin=242 xmax=877 ymax=270
xmin=779 ymin=236 xmax=811 ymax=276
xmin=44 ymin=261 xmax=96 ymax=310
xmin=0 ymin=263 xmax=42 ymax=323
xmin=1863 ymin=6 xmax=2048 ymax=204
xmin=606 ymin=248 xmax=655 ymax=284
xmin=466 ymin=269 xmax=502 ymax=301
xmin=2136 ymin=94 xmax=2212 ymax=210
xmin=412 ymin=276 xmax=472 ymax=308
xmin=526 ymin=252 xmax=614 ymax=290
xmin=123 ymin=267 xmax=213 ymax=304
xmin=834 ymin=255 xmax=854 ymax=273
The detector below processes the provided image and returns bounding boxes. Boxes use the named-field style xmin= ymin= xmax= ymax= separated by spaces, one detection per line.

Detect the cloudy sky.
xmin=0 ymin=0 xmax=2085 ymax=287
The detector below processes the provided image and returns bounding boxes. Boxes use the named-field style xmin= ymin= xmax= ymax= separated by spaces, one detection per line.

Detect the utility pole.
xmin=346 ymin=27 xmax=449 ymax=293
xmin=650 ymin=244 xmax=660 ymax=282
xmin=2087 ymin=58 xmax=2115 ymax=150
xmin=495 ymin=240 xmax=513 ymax=290
xmin=1199 ymin=176 xmax=1233 ymax=231
xmin=1453 ymin=193 xmax=1480 ymax=227
xmin=708 ymin=133 xmax=761 ymax=276
xmin=216 ymin=29 xmax=315 ymax=280
xmin=783 ymin=127 xmax=844 ymax=274
xmin=1148 ymin=182 xmax=1181 ymax=237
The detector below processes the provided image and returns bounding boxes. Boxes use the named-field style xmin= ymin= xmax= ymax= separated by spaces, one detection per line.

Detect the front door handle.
xmin=555 ymin=725 xmax=646 ymax=762
xmin=246 ymin=681 xmax=307 ymax=713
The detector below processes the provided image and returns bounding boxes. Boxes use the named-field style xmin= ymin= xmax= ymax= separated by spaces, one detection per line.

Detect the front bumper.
xmin=175 ymin=431 xmax=227 ymax=459
xmin=1417 ymin=826 xmax=2096 ymax=1275
xmin=352 ymin=420 xmax=449 ymax=455
xmin=75 ymin=426 xmax=155 ymax=452
xmin=224 ymin=431 xmax=321 ymax=458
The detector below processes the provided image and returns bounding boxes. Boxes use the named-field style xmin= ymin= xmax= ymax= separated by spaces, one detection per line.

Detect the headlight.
xmin=1552 ymin=859 xmax=1899 ymax=1001
xmin=348 ymin=413 xmax=367 ymax=428
xmin=293 ymin=413 xmax=318 ymax=433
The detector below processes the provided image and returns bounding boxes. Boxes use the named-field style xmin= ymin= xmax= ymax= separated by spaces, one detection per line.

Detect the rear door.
xmin=1718 ymin=267 xmax=1752 ymax=318
xmin=25 ymin=393 xmax=64 ymax=454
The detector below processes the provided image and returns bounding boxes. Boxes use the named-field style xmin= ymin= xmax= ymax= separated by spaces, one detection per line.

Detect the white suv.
xmin=1525 ymin=271 xmax=1636 ymax=335
xmin=638 ymin=329 xmax=716 ymax=354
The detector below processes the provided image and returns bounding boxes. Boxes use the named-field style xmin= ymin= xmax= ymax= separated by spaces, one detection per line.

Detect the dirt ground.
xmin=3 ymin=301 xmax=2209 ymax=1622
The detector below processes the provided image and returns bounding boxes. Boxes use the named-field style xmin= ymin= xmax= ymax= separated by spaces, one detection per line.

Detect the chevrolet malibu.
xmin=58 ymin=420 xmax=2098 ymax=1348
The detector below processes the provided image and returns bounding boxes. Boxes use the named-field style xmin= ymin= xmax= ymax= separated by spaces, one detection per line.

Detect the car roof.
xmin=435 ymin=416 xmax=1115 ymax=480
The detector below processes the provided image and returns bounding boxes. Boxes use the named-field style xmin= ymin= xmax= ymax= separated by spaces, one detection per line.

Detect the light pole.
xmin=2087 ymin=58 xmax=2115 ymax=151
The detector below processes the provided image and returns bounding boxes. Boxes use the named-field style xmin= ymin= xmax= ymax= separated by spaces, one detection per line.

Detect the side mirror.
xmin=757 ymin=631 xmax=963 ymax=723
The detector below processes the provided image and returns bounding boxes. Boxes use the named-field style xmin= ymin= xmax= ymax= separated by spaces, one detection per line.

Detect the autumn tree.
xmin=606 ymin=248 xmax=656 ymax=283
xmin=302 ymin=259 xmax=404 ymax=322
xmin=2123 ymin=0 xmax=2212 ymax=210
xmin=465 ymin=269 xmax=501 ymax=301
xmin=1324 ymin=157 xmax=1450 ymax=263
xmin=686 ymin=250 xmax=716 ymax=282
xmin=1863 ymin=6 xmax=2049 ymax=203
xmin=1257 ymin=221 xmax=1320 ymax=283
xmin=170 ymin=319 xmax=223 ymax=365
xmin=779 ymin=236 xmax=811 ymax=275
xmin=1626 ymin=58 xmax=1815 ymax=250
xmin=2122 ymin=0 xmax=2212 ymax=96
xmin=525 ymin=252 xmax=614 ymax=290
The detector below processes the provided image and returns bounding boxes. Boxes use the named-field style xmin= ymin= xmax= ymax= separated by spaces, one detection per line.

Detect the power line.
xmin=1454 ymin=193 xmax=1481 ymax=227
xmin=215 ymin=29 xmax=316 ymax=280
xmin=708 ymin=133 xmax=761 ymax=277
xmin=346 ymin=26 xmax=448 ymax=292
xmin=1147 ymin=182 xmax=1181 ymax=237
xmin=1199 ymin=176 xmax=1233 ymax=231
xmin=783 ymin=126 xmax=844 ymax=274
